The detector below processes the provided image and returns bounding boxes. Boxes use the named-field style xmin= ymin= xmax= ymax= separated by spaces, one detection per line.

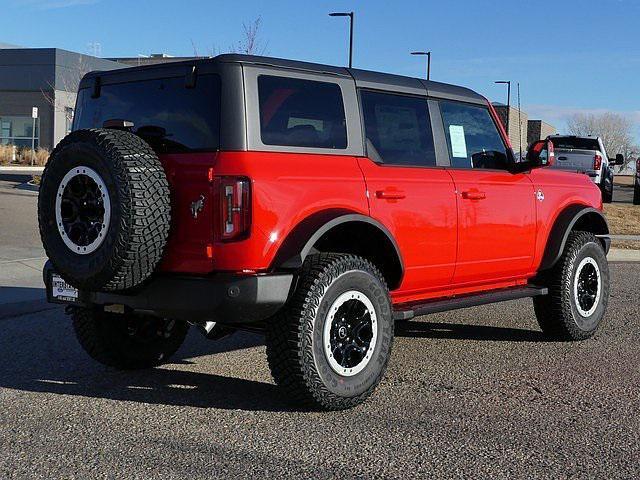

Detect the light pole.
xmin=495 ymin=80 xmax=511 ymax=132
xmin=329 ymin=11 xmax=354 ymax=68
xmin=410 ymin=51 xmax=431 ymax=80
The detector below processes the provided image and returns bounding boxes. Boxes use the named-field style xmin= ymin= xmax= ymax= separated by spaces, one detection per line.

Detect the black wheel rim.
xmin=60 ymin=174 xmax=105 ymax=247
xmin=324 ymin=290 xmax=378 ymax=376
xmin=55 ymin=166 xmax=110 ymax=255
xmin=576 ymin=262 xmax=599 ymax=314
xmin=329 ymin=299 xmax=374 ymax=369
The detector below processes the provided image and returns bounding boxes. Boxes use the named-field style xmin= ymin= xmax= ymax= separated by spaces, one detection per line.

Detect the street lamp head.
xmin=411 ymin=51 xmax=430 ymax=56
xmin=495 ymin=80 xmax=510 ymax=84
xmin=329 ymin=12 xmax=352 ymax=17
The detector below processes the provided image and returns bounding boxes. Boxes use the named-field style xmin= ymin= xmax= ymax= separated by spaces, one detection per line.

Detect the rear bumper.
xmin=43 ymin=261 xmax=294 ymax=324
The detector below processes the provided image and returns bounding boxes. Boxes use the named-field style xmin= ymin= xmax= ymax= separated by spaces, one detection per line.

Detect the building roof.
xmin=81 ymin=53 xmax=486 ymax=104
xmin=0 ymin=48 xmax=125 ymax=92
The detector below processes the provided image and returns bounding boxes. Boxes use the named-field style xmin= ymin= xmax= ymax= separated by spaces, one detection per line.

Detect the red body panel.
xmin=356 ymin=158 xmax=458 ymax=302
xmin=447 ymin=169 xmax=536 ymax=285
xmin=160 ymin=151 xmax=369 ymax=274
xmin=158 ymin=132 xmax=602 ymax=308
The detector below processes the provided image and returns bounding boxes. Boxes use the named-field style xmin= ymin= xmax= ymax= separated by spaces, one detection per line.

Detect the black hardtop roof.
xmin=80 ymin=53 xmax=486 ymax=104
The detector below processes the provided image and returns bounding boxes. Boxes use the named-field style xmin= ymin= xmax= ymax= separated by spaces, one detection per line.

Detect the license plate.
xmin=49 ymin=273 xmax=79 ymax=304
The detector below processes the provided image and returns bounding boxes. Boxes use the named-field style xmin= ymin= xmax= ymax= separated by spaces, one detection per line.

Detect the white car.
xmin=547 ymin=135 xmax=624 ymax=203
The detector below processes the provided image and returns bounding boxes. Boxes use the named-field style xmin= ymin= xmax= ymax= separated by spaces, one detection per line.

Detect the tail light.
xmin=216 ymin=176 xmax=251 ymax=242
xmin=547 ymin=140 xmax=555 ymax=166
xmin=594 ymin=154 xmax=602 ymax=171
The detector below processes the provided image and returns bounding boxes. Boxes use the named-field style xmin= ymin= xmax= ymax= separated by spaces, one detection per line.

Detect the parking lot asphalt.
xmin=1 ymin=262 xmax=639 ymax=479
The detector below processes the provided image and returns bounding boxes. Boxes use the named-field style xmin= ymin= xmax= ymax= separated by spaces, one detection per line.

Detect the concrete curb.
xmin=608 ymin=248 xmax=640 ymax=262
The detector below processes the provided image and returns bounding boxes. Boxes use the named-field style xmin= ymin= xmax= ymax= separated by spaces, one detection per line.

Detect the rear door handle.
xmin=461 ymin=190 xmax=486 ymax=200
xmin=376 ymin=190 xmax=406 ymax=200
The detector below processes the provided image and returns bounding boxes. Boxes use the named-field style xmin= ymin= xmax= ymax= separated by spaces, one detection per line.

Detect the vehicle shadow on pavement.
xmin=0 ymin=314 xmax=299 ymax=412
xmin=395 ymin=320 xmax=550 ymax=342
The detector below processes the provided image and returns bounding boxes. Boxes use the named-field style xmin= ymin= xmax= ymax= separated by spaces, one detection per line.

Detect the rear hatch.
xmin=73 ymin=69 xmax=222 ymax=273
xmin=549 ymin=137 xmax=600 ymax=175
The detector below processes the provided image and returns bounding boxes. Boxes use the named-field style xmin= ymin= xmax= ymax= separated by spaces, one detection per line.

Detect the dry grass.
xmin=0 ymin=145 xmax=49 ymax=166
xmin=0 ymin=144 xmax=15 ymax=165
xmin=603 ymin=203 xmax=640 ymax=235
xmin=611 ymin=240 xmax=640 ymax=250
xmin=613 ymin=175 xmax=635 ymax=187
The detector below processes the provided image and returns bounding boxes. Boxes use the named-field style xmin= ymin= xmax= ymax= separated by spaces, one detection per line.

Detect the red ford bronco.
xmin=38 ymin=55 xmax=611 ymax=410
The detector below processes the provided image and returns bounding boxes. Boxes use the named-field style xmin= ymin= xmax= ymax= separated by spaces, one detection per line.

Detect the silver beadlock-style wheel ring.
xmin=573 ymin=256 xmax=601 ymax=318
xmin=323 ymin=290 xmax=378 ymax=377
xmin=55 ymin=166 xmax=111 ymax=255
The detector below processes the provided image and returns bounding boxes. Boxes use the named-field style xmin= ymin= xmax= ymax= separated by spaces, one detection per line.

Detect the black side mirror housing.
xmin=526 ymin=139 xmax=554 ymax=167
xmin=614 ymin=154 xmax=624 ymax=166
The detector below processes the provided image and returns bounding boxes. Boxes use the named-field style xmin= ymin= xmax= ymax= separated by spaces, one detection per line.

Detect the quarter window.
xmin=258 ymin=75 xmax=347 ymax=149
xmin=439 ymin=101 xmax=510 ymax=170
xmin=361 ymin=91 xmax=436 ymax=167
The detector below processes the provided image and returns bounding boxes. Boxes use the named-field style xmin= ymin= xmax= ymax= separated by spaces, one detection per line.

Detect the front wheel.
xmin=534 ymin=231 xmax=609 ymax=340
xmin=266 ymin=254 xmax=394 ymax=410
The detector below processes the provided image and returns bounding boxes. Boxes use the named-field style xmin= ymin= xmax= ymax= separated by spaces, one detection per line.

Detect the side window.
xmin=361 ymin=90 xmax=436 ymax=167
xmin=439 ymin=101 xmax=510 ymax=170
xmin=258 ymin=75 xmax=347 ymax=149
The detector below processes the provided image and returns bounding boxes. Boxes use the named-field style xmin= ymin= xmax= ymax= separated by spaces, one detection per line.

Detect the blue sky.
xmin=3 ymin=0 xmax=639 ymax=141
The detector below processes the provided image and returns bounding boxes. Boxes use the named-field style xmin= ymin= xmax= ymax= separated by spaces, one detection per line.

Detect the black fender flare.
xmin=539 ymin=206 xmax=609 ymax=272
xmin=271 ymin=209 xmax=404 ymax=275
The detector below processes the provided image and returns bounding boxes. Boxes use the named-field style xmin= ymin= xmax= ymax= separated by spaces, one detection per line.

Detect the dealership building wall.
xmin=0 ymin=48 xmax=124 ymax=151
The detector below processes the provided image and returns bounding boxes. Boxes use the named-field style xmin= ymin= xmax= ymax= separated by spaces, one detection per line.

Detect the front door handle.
xmin=376 ymin=190 xmax=406 ymax=200
xmin=461 ymin=190 xmax=486 ymax=200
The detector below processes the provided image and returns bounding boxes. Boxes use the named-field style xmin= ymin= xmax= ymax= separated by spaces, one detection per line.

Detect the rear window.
xmin=258 ymin=75 xmax=347 ymax=149
xmin=550 ymin=137 xmax=599 ymax=151
xmin=73 ymin=74 xmax=220 ymax=153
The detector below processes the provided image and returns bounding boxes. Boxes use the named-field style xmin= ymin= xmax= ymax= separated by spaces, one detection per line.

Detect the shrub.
xmin=15 ymin=147 xmax=50 ymax=166
xmin=0 ymin=144 xmax=16 ymax=165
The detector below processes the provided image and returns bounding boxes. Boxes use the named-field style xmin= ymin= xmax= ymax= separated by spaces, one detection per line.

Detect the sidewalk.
xmin=0 ymin=166 xmax=45 ymax=175
xmin=0 ymin=256 xmax=55 ymax=319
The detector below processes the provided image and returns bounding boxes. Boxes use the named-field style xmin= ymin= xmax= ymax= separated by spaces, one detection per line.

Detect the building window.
xmin=65 ymin=107 xmax=74 ymax=135
xmin=0 ymin=115 xmax=40 ymax=148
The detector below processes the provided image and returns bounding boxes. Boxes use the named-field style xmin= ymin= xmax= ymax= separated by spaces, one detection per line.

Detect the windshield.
xmin=73 ymin=74 xmax=220 ymax=153
xmin=549 ymin=137 xmax=599 ymax=151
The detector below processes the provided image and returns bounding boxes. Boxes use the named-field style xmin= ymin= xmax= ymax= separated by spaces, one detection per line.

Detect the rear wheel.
xmin=534 ymin=231 xmax=609 ymax=340
xmin=266 ymin=254 xmax=394 ymax=410
xmin=71 ymin=307 xmax=189 ymax=369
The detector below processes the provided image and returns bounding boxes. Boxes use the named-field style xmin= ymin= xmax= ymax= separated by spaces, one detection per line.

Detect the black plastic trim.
xmin=538 ymin=206 xmax=610 ymax=271
xmin=393 ymin=285 xmax=548 ymax=320
xmin=43 ymin=261 xmax=293 ymax=324
xmin=273 ymin=212 xmax=404 ymax=275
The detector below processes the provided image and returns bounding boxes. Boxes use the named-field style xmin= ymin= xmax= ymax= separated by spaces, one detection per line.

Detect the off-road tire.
xmin=266 ymin=254 xmax=394 ymax=410
xmin=534 ymin=231 xmax=609 ymax=340
xmin=601 ymin=182 xmax=613 ymax=204
xmin=71 ymin=307 xmax=189 ymax=369
xmin=38 ymin=128 xmax=170 ymax=292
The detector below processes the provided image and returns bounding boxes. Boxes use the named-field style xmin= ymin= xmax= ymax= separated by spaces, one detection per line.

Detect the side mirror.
xmin=613 ymin=154 xmax=624 ymax=166
xmin=526 ymin=139 xmax=555 ymax=168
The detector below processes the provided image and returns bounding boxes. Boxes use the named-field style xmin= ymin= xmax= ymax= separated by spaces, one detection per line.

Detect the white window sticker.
xmin=449 ymin=125 xmax=468 ymax=158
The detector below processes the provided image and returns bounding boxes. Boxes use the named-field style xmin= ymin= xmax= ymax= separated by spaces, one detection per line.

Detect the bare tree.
xmin=229 ymin=16 xmax=268 ymax=55
xmin=41 ymin=55 xmax=92 ymax=128
xmin=567 ymin=112 xmax=635 ymax=171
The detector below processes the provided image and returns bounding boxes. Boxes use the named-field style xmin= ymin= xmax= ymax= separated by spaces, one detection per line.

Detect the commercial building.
xmin=0 ymin=47 xmax=124 ymax=151
xmin=492 ymin=103 xmax=529 ymax=156
xmin=527 ymin=119 xmax=557 ymax=145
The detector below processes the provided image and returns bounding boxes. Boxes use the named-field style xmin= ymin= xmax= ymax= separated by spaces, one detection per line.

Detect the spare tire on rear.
xmin=38 ymin=128 xmax=171 ymax=292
